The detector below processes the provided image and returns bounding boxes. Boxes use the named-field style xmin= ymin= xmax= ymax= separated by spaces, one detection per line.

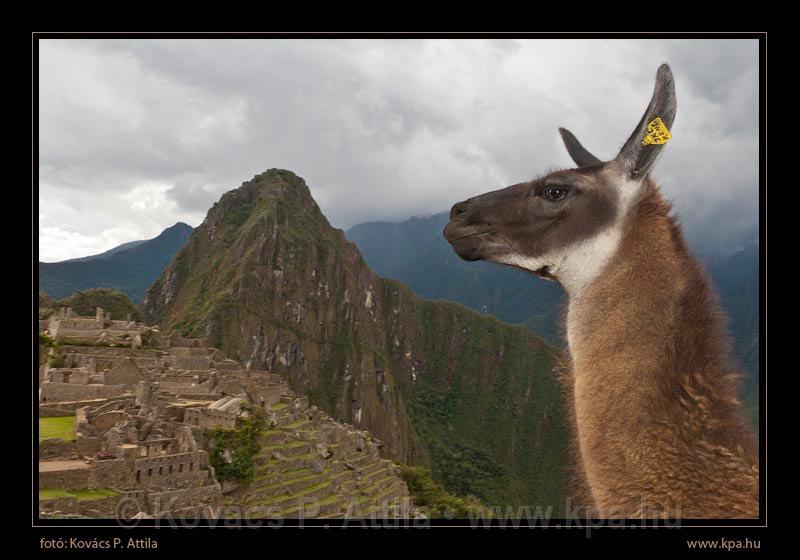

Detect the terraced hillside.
xmin=222 ymin=394 xmax=410 ymax=518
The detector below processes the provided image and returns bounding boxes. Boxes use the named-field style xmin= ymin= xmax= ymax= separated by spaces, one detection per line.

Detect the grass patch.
xmin=39 ymin=416 xmax=75 ymax=442
xmin=39 ymin=487 xmax=118 ymax=501
xmin=253 ymin=480 xmax=331 ymax=506
xmin=281 ymin=419 xmax=310 ymax=429
xmin=254 ymin=466 xmax=307 ymax=482
xmin=254 ymin=470 xmax=329 ymax=492
xmin=261 ymin=440 xmax=308 ymax=452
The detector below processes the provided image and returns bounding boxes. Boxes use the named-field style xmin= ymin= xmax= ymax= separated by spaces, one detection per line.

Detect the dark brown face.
xmin=443 ymin=166 xmax=618 ymax=277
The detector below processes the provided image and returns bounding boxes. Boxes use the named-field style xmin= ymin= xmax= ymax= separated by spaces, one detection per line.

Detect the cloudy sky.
xmin=38 ymin=38 xmax=759 ymax=262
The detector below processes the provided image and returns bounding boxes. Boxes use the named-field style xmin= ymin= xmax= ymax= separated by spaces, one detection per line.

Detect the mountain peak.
xmin=251 ymin=168 xmax=314 ymax=203
xmin=167 ymin=221 xmax=193 ymax=231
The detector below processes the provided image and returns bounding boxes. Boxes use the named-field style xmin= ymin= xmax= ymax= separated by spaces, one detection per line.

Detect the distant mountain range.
xmin=346 ymin=212 xmax=760 ymax=425
xmin=60 ymin=239 xmax=147 ymax=263
xmin=39 ymin=222 xmax=193 ymax=303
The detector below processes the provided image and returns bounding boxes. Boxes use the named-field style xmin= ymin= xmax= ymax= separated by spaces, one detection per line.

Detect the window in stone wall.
xmin=189 ymin=462 xmax=193 ymax=471
xmin=148 ymin=468 xmax=152 ymax=477
xmin=169 ymin=465 xmax=173 ymax=473
xmin=136 ymin=470 xmax=141 ymax=482
xmin=159 ymin=467 xmax=163 ymax=475
xmin=179 ymin=464 xmax=183 ymax=473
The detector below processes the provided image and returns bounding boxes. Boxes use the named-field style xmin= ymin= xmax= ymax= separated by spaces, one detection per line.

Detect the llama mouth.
xmin=532 ymin=265 xmax=557 ymax=282
xmin=444 ymin=230 xmax=490 ymax=243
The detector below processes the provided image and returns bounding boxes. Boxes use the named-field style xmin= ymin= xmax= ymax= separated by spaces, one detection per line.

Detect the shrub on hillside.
xmin=59 ymin=289 xmax=143 ymax=322
xmin=399 ymin=465 xmax=491 ymax=519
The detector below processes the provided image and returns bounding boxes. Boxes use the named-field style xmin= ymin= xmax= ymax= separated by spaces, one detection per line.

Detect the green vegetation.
xmin=207 ymin=406 xmax=267 ymax=482
xmin=139 ymin=326 xmax=158 ymax=349
xmin=48 ymin=351 xmax=65 ymax=368
xmin=39 ymin=291 xmax=58 ymax=309
xmin=401 ymin=303 xmax=569 ymax=511
xmin=58 ymin=288 xmax=142 ymax=322
xmin=39 ymin=487 xmax=118 ymax=501
xmin=399 ymin=465 xmax=491 ymax=519
xmin=39 ymin=332 xmax=56 ymax=348
xmin=39 ymin=416 xmax=76 ymax=442
xmin=39 ymin=291 xmax=58 ymax=318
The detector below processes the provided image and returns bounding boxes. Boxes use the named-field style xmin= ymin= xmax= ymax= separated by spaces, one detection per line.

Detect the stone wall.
xmin=184 ymin=408 xmax=238 ymax=429
xmin=251 ymin=385 xmax=283 ymax=408
xmin=168 ymin=347 xmax=211 ymax=358
xmin=39 ymin=466 xmax=92 ymax=489
xmin=133 ymin=451 xmax=210 ymax=488
xmin=104 ymin=358 xmax=148 ymax=387
xmin=214 ymin=362 xmax=242 ymax=372
xmin=164 ymin=356 xmax=212 ymax=370
xmin=39 ymin=495 xmax=120 ymax=518
xmin=76 ymin=437 xmax=103 ymax=457
xmin=145 ymin=484 xmax=221 ymax=516
xmin=41 ymin=383 xmax=128 ymax=402
xmin=40 ymin=439 xmax=78 ymax=460
xmin=167 ymin=333 xmax=207 ymax=348
xmin=40 ymin=399 xmax=108 ymax=416
xmin=91 ymin=411 xmax=130 ymax=432
xmin=47 ymin=368 xmax=90 ymax=384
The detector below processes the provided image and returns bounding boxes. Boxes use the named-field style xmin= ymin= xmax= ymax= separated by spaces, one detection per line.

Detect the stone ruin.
xmin=43 ymin=306 xmax=143 ymax=348
xmin=38 ymin=310 xmax=412 ymax=520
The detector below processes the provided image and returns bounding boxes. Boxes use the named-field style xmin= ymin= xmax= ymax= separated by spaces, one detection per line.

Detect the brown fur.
xmin=566 ymin=181 xmax=759 ymax=518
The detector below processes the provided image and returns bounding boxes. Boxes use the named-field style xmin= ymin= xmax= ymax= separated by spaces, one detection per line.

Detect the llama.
xmin=443 ymin=64 xmax=759 ymax=519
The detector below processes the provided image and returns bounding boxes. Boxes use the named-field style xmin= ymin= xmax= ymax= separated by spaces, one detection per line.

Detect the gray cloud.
xmin=38 ymin=38 xmax=759 ymax=261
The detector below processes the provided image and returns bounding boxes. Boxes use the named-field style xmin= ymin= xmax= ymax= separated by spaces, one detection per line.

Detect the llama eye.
xmin=542 ymin=186 xmax=570 ymax=201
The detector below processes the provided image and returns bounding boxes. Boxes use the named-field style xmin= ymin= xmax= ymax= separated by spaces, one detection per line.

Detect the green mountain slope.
xmin=143 ymin=169 xmax=570 ymax=512
xmin=39 ymin=222 xmax=193 ymax=303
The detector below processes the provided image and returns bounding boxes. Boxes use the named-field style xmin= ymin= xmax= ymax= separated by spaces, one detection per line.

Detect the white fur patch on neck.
xmin=499 ymin=173 xmax=642 ymax=295
xmin=498 ymin=225 xmax=624 ymax=294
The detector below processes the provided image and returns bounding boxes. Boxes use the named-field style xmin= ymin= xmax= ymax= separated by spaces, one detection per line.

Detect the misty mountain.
xmin=39 ymin=222 xmax=193 ymax=303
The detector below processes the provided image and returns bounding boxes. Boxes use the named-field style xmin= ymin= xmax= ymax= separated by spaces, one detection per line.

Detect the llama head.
xmin=443 ymin=64 xmax=677 ymax=293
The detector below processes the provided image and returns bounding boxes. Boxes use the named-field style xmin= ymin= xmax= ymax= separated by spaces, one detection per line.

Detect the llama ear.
xmin=616 ymin=64 xmax=677 ymax=180
xmin=559 ymin=127 xmax=602 ymax=167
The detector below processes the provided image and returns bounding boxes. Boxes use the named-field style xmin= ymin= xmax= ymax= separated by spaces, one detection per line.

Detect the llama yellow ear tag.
xmin=642 ymin=117 xmax=672 ymax=145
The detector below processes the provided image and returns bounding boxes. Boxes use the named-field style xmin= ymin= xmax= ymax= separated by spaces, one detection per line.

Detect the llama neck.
xmin=565 ymin=192 xmax=758 ymax=518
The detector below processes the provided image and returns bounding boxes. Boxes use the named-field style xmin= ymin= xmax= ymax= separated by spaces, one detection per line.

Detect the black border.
xmin=32 ymin=31 xmax=768 ymax=552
